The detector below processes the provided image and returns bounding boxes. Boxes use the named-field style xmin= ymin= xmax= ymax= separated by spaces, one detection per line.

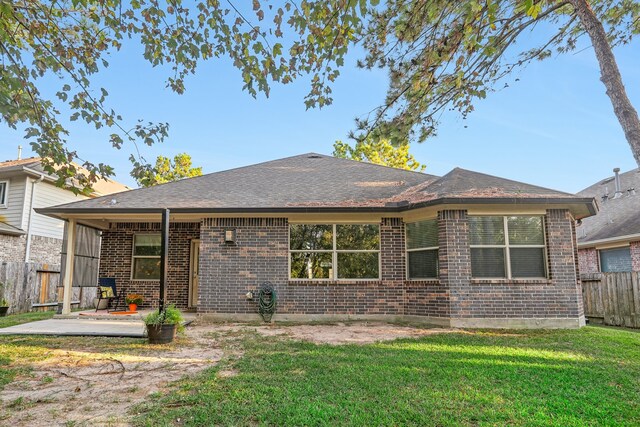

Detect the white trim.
xmin=288 ymin=223 xmax=381 ymax=281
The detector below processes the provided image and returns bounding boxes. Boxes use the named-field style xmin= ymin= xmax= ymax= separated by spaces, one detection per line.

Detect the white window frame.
xmin=405 ymin=219 xmax=439 ymax=279
xmin=469 ymin=216 xmax=548 ymax=279
xmin=131 ymin=233 xmax=162 ymax=281
xmin=0 ymin=181 xmax=8 ymax=208
xmin=288 ymin=223 xmax=381 ymax=281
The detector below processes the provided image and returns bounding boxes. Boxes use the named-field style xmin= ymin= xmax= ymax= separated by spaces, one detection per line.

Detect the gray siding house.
xmin=42 ymin=153 xmax=596 ymax=328
xmin=0 ymin=157 xmax=129 ymax=264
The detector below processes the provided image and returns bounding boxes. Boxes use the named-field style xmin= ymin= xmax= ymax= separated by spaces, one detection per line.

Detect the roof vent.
xmin=307 ymin=154 xmax=322 ymax=159
xmin=613 ymin=167 xmax=623 ymax=199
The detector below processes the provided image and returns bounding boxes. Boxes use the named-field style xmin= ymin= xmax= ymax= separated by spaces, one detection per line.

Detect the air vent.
xmin=307 ymin=154 xmax=322 ymax=159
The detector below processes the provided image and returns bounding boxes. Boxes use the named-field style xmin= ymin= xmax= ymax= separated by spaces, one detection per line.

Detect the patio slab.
xmin=0 ymin=318 xmax=146 ymax=337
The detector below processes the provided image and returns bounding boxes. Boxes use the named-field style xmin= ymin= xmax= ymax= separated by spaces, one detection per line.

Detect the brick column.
xmin=437 ymin=210 xmax=470 ymax=319
xmin=380 ymin=217 xmax=405 ymax=282
xmin=578 ymin=247 xmax=599 ymax=274
xmin=546 ymin=209 xmax=585 ymax=321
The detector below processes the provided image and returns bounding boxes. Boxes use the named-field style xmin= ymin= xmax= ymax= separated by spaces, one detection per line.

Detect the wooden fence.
xmin=581 ymin=272 xmax=640 ymax=329
xmin=0 ymin=262 xmax=96 ymax=314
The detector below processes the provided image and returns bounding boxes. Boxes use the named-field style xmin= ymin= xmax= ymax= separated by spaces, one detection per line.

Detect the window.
xmin=469 ymin=216 xmax=547 ymax=279
xmin=0 ymin=181 xmax=7 ymax=207
xmin=132 ymin=234 xmax=161 ymax=280
xmin=600 ymin=247 xmax=632 ymax=272
xmin=406 ymin=219 xmax=438 ymax=279
xmin=289 ymin=224 xmax=380 ymax=280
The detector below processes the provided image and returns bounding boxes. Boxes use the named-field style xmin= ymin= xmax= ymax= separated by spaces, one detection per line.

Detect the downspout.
xmin=24 ymin=173 xmax=45 ymax=262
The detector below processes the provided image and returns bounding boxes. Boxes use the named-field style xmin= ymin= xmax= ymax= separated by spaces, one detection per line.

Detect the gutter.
xmin=577 ymin=232 xmax=640 ymax=248
xmin=24 ymin=172 xmax=45 ymax=261
xmin=35 ymin=196 xmax=598 ymax=218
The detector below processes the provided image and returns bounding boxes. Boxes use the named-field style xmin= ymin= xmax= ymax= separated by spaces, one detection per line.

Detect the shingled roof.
xmin=38 ymin=153 xmax=596 ymax=216
xmin=576 ymin=167 xmax=640 ymax=245
xmin=0 ymin=157 xmax=130 ymax=196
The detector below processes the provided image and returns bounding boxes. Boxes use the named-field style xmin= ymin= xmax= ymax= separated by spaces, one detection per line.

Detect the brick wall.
xmin=29 ymin=235 xmax=63 ymax=264
xmin=99 ymin=211 xmax=584 ymax=327
xmin=0 ymin=235 xmax=26 ymax=262
xmin=197 ymin=217 xmax=449 ymax=318
xmin=577 ymin=248 xmax=599 ymax=273
xmin=98 ymin=222 xmax=200 ymax=309
xmin=442 ymin=209 xmax=583 ymax=323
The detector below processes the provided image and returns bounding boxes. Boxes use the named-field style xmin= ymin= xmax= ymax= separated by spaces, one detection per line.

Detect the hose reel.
xmin=257 ymin=281 xmax=277 ymax=322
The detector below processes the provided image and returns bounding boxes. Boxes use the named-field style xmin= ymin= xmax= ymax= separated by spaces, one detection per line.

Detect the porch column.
xmin=61 ymin=218 xmax=76 ymax=315
xmin=159 ymin=208 xmax=170 ymax=312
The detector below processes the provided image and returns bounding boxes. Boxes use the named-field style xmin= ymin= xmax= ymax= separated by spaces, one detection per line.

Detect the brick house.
xmin=576 ymin=167 xmax=640 ymax=273
xmin=40 ymin=153 xmax=596 ymax=328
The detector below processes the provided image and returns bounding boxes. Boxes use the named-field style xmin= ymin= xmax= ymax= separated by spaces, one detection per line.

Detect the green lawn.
xmin=134 ymin=326 xmax=640 ymax=427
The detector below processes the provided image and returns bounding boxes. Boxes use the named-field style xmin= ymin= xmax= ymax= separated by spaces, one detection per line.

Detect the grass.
xmin=133 ymin=326 xmax=640 ymax=427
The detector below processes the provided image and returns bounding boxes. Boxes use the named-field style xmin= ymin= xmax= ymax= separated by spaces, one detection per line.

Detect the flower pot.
xmin=0 ymin=306 xmax=8 ymax=317
xmin=146 ymin=323 xmax=178 ymax=344
xmin=128 ymin=303 xmax=138 ymax=312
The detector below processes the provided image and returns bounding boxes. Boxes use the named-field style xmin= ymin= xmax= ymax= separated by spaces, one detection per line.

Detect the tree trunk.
xmin=568 ymin=0 xmax=640 ymax=167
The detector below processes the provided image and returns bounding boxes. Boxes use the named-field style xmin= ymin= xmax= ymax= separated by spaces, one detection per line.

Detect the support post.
xmin=62 ymin=219 xmax=76 ymax=315
xmin=159 ymin=208 xmax=170 ymax=313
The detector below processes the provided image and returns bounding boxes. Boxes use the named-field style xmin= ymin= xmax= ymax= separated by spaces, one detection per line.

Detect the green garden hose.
xmin=258 ymin=282 xmax=277 ymax=322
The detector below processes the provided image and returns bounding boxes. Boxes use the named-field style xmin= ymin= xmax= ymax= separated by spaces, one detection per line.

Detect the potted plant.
xmin=0 ymin=298 xmax=9 ymax=317
xmin=125 ymin=294 xmax=144 ymax=312
xmin=144 ymin=305 xmax=184 ymax=344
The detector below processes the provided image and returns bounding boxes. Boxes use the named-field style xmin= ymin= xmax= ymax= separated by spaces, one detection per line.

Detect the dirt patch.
xmin=214 ymin=322 xmax=456 ymax=345
xmin=0 ymin=326 xmax=223 ymax=426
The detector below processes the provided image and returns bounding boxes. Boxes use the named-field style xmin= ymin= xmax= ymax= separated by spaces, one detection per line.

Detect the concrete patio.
xmin=0 ymin=310 xmax=197 ymax=337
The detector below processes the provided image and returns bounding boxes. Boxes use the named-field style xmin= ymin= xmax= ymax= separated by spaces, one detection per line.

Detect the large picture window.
xmin=289 ymin=224 xmax=380 ymax=280
xmin=132 ymin=234 xmax=162 ymax=280
xmin=406 ymin=219 xmax=438 ymax=279
xmin=469 ymin=216 xmax=547 ymax=279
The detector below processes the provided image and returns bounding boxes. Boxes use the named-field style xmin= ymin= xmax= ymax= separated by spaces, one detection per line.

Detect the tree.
xmin=0 ymin=0 xmax=364 ymax=192
xmin=3 ymin=1 xmax=640 ymax=192
xmin=333 ymin=139 xmax=426 ymax=171
xmin=356 ymin=0 xmax=640 ymax=165
xmin=134 ymin=153 xmax=202 ymax=187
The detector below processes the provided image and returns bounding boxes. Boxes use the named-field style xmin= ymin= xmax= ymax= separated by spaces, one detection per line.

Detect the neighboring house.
xmin=0 ymin=157 xmax=129 ymax=264
xmin=41 ymin=153 xmax=596 ymax=328
xmin=576 ymin=167 xmax=640 ymax=273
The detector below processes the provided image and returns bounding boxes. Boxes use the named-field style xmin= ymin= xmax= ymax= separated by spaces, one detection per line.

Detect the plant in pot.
xmin=0 ymin=298 xmax=9 ymax=317
xmin=125 ymin=294 xmax=143 ymax=312
xmin=144 ymin=305 xmax=184 ymax=344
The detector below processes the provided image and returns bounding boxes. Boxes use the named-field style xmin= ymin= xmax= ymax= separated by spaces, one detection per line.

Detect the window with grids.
xmin=132 ymin=234 xmax=162 ymax=280
xmin=406 ymin=219 xmax=438 ymax=279
xmin=0 ymin=181 xmax=7 ymax=207
xmin=289 ymin=224 xmax=380 ymax=280
xmin=469 ymin=216 xmax=547 ymax=279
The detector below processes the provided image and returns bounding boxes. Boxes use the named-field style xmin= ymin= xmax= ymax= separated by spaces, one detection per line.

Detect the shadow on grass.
xmin=134 ymin=327 xmax=640 ymax=427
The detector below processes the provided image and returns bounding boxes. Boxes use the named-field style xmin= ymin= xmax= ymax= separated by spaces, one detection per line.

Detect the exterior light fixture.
xmin=224 ymin=229 xmax=237 ymax=244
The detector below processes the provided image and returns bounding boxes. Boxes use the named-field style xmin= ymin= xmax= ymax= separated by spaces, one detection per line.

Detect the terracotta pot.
xmin=128 ymin=303 xmax=137 ymax=312
xmin=146 ymin=323 xmax=178 ymax=344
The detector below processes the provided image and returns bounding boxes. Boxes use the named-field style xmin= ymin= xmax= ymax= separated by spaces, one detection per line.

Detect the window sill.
xmin=405 ymin=279 xmax=441 ymax=285
xmin=470 ymin=278 xmax=551 ymax=285
xmin=288 ymin=280 xmax=382 ymax=286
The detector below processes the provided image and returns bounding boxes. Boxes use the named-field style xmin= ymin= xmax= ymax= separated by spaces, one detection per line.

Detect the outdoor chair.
xmin=96 ymin=278 xmax=124 ymax=312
